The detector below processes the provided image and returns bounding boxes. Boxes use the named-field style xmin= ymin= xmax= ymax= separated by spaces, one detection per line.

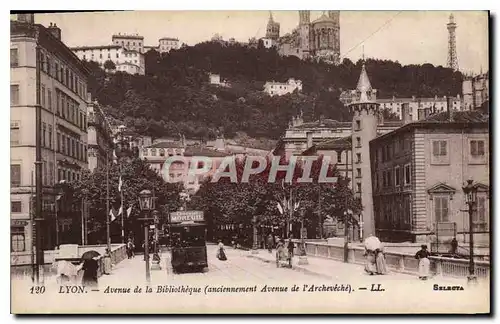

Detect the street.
xmin=12 ymin=244 xmax=490 ymax=314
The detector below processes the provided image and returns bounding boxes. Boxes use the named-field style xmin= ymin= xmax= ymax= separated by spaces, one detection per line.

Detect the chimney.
xmin=17 ymin=13 xmax=34 ymax=24
xmin=402 ymin=103 xmax=412 ymax=124
xmin=306 ymin=132 xmax=313 ymax=149
xmin=47 ymin=22 xmax=61 ymax=40
xmin=446 ymin=96 xmax=454 ymax=122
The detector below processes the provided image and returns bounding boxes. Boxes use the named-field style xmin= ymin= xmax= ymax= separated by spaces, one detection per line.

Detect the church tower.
xmin=298 ymin=11 xmax=311 ymax=57
xmin=266 ymin=11 xmax=280 ymax=41
xmin=349 ymin=62 xmax=379 ymax=238
xmin=328 ymin=10 xmax=341 ymax=64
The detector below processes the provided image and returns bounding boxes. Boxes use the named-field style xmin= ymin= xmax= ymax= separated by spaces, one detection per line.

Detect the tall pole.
xmin=144 ymin=221 xmax=151 ymax=283
xmin=30 ymin=171 xmax=35 ymax=283
xmin=81 ymin=195 xmax=85 ymax=245
xmin=120 ymin=164 xmax=125 ymax=243
xmin=106 ymin=152 xmax=111 ymax=253
xmin=318 ymin=186 xmax=322 ymax=239
xmin=468 ymin=202 xmax=475 ymax=281
xmin=34 ymin=42 xmax=44 ymax=285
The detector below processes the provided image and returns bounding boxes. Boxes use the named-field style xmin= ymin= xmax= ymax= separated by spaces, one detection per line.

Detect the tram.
xmin=169 ymin=211 xmax=208 ymax=273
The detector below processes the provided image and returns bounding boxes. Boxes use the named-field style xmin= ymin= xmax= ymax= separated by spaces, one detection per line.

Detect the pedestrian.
xmin=103 ymin=248 xmax=112 ymax=275
xmin=126 ymin=238 xmax=135 ymax=259
xmin=287 ymin=237 xmax=295 ymax=267
xmin=364 ymin=248 xmax=377 ymax=275
xmin=81 ymin=258 xmax=99 ymax=288
xmin=450 ymin=238 xmax=458 ymax=255
xmin=415 ymin=244 xmax=431 ymax=280
xmin=217 ymin=239 xmax=227 ymax=261
xmin=266 ymin=234 xmax=274 ymax=253
xmin=374 ymin=247 xmax=388 ymax=275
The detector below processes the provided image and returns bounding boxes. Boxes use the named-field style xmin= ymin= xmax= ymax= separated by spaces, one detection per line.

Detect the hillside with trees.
xmin=85 ymin=41 xmax=463 ymax=141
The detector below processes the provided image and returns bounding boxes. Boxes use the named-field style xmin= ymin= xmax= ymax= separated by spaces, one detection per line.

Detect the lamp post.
xmin=343 ymin=209 xmax=353 ymax=263
xmin=151 ymin=210 xmax=162 ymax=270
xmin=251 ymin=216 xmax=259 ymax=254
xmin=138 ymin=189 xmax=155 ymax=283
xmin=81 ymin=188 xmax=89 ymax=246
xmin=297 ymin=209 xmax=309 ymax=265
xmin=462 ymin=179 xmax=478 ymax=283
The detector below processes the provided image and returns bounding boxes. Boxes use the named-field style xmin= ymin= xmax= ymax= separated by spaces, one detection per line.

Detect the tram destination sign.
xmin=170 ymin=211 xmax=204 ymax=223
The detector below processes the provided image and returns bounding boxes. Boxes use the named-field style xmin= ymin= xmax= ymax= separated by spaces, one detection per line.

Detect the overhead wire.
xmin=340 ymin=11 xmax=403 ymax=60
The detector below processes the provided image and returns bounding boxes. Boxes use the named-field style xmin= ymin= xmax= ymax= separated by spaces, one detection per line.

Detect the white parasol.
xmin=364 ymin=236 xmax=381 ymax=251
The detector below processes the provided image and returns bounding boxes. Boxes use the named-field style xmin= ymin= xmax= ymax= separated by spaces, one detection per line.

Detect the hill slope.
xmin=86 ymin=41 xmax=463 ymax=140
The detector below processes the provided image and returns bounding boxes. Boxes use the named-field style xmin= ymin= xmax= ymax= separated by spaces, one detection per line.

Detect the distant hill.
xmin=85 ymin=41 xmax=463 ymax=141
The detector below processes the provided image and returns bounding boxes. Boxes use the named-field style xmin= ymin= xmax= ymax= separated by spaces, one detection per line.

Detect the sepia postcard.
xmin=9 ymin=10 xmax=490 ymax=314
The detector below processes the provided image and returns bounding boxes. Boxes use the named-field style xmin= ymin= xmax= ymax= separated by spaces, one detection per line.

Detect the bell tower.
xmin=298 ymin=11 xmax=311 ymax=57
xmin=349 ymin=62 xmax=379 ymax=238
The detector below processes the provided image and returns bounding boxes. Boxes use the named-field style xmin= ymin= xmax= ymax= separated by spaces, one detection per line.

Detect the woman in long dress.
xmin=375 ymin=248 xmax=388 ymax=275
xmin=415 ymin=244 xmax=431 ymax=280
xmin=364 ymin=248 xmax=377 ymax=275
xmin=81 ymin=258 xmax=99 ymax=288
xmin=217 ymin=240 xmax=227 ymax=261
xmin=103 ymin=248 xmax=112 ymax=275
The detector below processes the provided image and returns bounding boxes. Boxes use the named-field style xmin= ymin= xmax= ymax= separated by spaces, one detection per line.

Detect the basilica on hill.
xmin=264 ymin=11 xmax=341 ymax=65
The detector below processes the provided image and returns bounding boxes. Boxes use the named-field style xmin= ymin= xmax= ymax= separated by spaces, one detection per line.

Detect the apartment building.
xmin=11 ymin=16 xmax=91 ymax=253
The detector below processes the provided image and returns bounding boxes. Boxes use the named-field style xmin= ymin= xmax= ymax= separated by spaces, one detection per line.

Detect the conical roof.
xmin=356 ymin=63 xmax=373 ymax=103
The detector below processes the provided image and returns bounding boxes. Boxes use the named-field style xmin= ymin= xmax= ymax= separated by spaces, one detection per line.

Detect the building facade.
xmin=277 ymin=11 xmax=340 ymax=65
xmin=463 ymin=72 xmax=489 ymax=110
xmin=370 ymin=110 xmax=489 ymax=243
xmin=340 ymin=90 xmax=462 ymax=122
xmin=87 ymin=100 xmax=113 ymax=172
xmin=158 ymin=37 xmax=180 ymax=53
xmin=111 ymin=33 xmax=145 ymax=53
xmin=11 ymin=17 xmax=91 ymax=254
xmin=71 ymin=35 xmax=146 ymax=75
xmin=263 ymin=78 xmax=302 ymax=96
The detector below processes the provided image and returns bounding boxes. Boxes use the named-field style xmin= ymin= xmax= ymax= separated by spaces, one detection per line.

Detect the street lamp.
xmin=462 ymin=179 xmax=478 ymax=283
xmin=251 ymin=216 xmax=259 ymax=254
xmin=137 ymin=189 xmax=155 ymax=283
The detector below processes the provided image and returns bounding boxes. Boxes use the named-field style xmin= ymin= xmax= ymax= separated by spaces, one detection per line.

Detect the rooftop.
xmin=149 ymin=141 xmax=185 ymax=149
xmin=291 ymin=119 xmax=351 ymax=130
xmin=112 ymin=33 xmax=144 ymax=40
xmin=372 ymin=110 xmax=490 ymax=143
xmin=159 ymin=37 xmax=179 ymax=41
xmin=312 ymin=13 xmax=335 ymax=25
xmin=183 ymin=146 xmax=232 ymax=157
xmin=71 ymin=45 xmax=122 ymax=51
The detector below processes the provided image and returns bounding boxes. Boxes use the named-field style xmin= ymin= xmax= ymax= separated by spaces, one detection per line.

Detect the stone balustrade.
xmin=11 ymin=244 xmax=127 ymax=280
xmin=292 ymin=240 xmax=490 ymax=279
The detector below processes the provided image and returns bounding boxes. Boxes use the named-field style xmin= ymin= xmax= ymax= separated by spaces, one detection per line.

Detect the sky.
xmin=30 ymin=11 xmax=489 ymax=74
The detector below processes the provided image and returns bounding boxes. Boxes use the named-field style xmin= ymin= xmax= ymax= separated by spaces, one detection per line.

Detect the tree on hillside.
xmin=103 ymin=60 xmax=116 ymax=71
xmin=85 ymin=42 xmax=463 ymax=141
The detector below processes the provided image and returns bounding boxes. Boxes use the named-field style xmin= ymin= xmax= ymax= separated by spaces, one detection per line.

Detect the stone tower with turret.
xmin=349 ymin=62 xmax=379 ymax=238
xmin=266 ymin=11 xmax=280 ymax=41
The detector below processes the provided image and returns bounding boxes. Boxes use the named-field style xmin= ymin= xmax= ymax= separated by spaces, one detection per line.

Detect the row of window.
xmin=10 ymin=161 xmax=58 ymax=187
xmin=431 ymin=139 xmax=485 ymax=157
xmin=378 ymin=137 xmax=412 ymax=163
xmin=433 ymin=195 xmax=487 ymax=231
xmin=13 ymin=47 xmax=88 ymax=100
xmin=376 ymin=164 xmax=412 ymax=189
xmin=143 ymin=148 xmax=183 ymax=157
xmin=58 ymin=168 xmax=81 ymax=182
xmin=83 ymin=52 xmax=119 ymax=60
xmin=57 ymin=132 xmax=88 ymax=162
xmin=56 ymin=88 xmax=87 ymax=130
